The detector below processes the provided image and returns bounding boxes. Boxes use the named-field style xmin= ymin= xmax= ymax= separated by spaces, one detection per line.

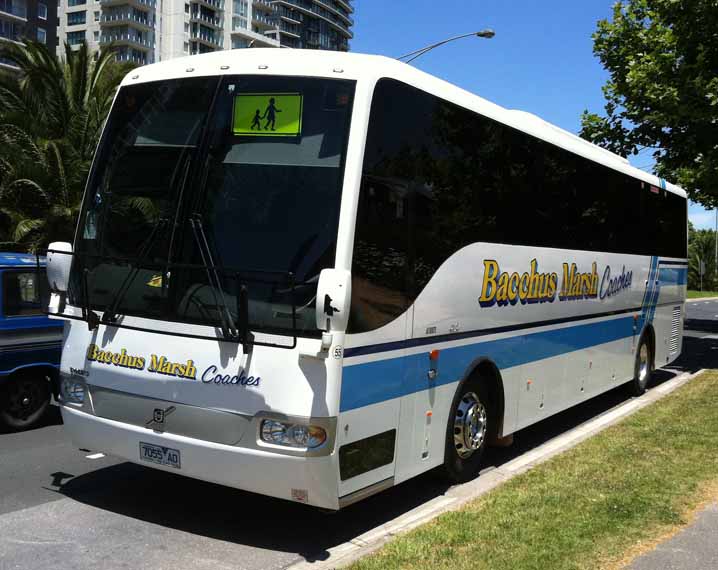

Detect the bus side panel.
xmin=652 ymin=262 xmax=687 ymax=368
xmin=338 ymin=316 xmax=409 ymax=498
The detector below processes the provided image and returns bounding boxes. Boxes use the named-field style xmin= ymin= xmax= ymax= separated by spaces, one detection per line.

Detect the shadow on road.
xmin=54 ymin=332 xmax=716 ymax=563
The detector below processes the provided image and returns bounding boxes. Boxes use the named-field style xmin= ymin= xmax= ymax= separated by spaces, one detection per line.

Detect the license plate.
xmin=139 ymin=442 xmax=181 ymax=469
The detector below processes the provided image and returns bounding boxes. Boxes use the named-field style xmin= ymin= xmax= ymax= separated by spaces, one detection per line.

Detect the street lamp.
xmin=397 ymin=29 xmax=496 ymax=64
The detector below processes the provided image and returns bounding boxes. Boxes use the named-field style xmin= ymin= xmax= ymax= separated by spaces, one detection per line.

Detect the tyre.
xmin=0 ymin=372 xmax=52 ymax=431
xmin=442 ymin=380 xmax=493 ymax=483
xmin=631 ymin=335 xmax=653 ymax=396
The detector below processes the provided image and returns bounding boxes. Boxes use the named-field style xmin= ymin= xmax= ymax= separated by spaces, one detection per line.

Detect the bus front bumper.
xmin=61 ymin=405 xmax=340 ymax=509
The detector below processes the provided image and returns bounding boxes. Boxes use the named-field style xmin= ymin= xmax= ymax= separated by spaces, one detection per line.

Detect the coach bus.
xmin=46 ymin=49 xmax=687 ymax=510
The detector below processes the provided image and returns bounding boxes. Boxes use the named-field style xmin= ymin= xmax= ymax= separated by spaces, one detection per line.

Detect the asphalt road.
xmin=1 ymin=300 xmax=716 ymax=570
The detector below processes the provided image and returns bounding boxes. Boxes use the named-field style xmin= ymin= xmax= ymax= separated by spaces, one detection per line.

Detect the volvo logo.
xmin=146 ymin=406 xmax=176 ymax=431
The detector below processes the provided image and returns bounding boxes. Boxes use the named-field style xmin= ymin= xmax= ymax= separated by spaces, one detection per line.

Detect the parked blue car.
xmin=0 ymin=253 xmax=63 ymax=431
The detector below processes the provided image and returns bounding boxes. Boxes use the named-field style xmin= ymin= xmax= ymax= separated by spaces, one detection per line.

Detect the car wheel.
xmin=0 ymin=372 xmax=52 ymax=431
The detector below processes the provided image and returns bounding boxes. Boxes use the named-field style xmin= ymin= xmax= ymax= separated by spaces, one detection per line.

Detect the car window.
xmin=3 ymin=270 xmax=48 ymax=317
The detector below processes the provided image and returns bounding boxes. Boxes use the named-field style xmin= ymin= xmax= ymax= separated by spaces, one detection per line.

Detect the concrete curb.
xmin=686 ymin=296 xmax=718 ymax=303
xmin=287 ymin=369 xmax=703 ymax=570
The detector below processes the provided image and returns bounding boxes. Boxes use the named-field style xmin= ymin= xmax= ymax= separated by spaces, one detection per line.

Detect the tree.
xmin=0 ymin=41 xmax=133 ymax=252
xmin=580 ymin=0 xmax=718 ymax=207
xmin=688 ymin=221 xmax=718 ymax=290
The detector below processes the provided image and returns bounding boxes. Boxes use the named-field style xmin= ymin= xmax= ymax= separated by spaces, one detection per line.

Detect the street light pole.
xmin=397 ymin=30 xmax=496 ymax=64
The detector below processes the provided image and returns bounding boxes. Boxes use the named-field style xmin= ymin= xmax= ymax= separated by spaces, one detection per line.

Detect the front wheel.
xmin=0 ymin=372 xmax=52 ymax=431
xmin=442 ymin=382 xmax=491 ymax=483
xmin=631 ymin=336 xmax=653 ymax=396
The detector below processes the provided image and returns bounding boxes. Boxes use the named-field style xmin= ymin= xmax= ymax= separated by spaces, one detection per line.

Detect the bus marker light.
xmin=429 ymin=349 xmax=440 ymax=361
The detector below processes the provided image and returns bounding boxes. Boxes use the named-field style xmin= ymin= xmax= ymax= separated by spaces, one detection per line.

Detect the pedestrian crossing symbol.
xmin=233 ymin=93 xmax=303 ymax=136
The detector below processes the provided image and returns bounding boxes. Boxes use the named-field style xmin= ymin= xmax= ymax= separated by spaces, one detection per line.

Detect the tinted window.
xmin=354 ymin=79 xmax=687 ymax=328
xmin=3 ymin=271 xmax=48 ymax=317
xmin=347 ymin=176 xmax=410 ymax=333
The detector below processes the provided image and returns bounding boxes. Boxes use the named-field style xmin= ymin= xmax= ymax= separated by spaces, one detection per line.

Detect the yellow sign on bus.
xmin=233 ymin=93 xmax=303 ymax=136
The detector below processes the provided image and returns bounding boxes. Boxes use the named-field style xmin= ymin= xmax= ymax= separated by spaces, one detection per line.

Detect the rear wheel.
xmin=0 ymin=372 xmax=52 ymax=431
xmin=443 ymin=381 xmax=492 ymax=483
xmin=631 ymin=336 xmax=653 ymax=396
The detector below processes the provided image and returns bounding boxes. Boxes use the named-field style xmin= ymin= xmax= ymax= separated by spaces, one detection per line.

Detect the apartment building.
xmin=56 ymin=0 xmax=352 ymax=66
xmin=269 ymin=0 xmax=352 ymax=51
xmin=1 ymin=0 xmax=57 ymax=69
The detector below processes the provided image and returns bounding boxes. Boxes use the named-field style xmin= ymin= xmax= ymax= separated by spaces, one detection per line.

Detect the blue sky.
xmin=351 ymin=0 xmax=712 ymax=229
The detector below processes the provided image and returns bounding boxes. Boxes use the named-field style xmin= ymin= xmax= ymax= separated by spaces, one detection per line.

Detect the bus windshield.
xmin=72 ymin=75 xmax=356 ymax=340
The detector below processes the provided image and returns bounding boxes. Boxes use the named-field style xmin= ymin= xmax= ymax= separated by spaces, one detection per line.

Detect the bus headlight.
xmin=260 ymin=420 xmax=327 ymax=449
xmin=60 ymin=373 xmax=87 ymax=405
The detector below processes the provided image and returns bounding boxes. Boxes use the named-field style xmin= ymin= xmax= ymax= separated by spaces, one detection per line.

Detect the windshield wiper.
xmin=102 ymin=217 xmax=168 ymax=323
xmin=189 ymin=213 xmax=239 ymax=341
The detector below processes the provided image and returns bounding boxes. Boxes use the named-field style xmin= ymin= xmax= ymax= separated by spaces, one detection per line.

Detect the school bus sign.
xmin=232 ymin=93 xmax=303 ymax=136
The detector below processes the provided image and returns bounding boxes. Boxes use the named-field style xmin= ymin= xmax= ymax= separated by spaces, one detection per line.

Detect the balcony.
xmin=190 ymin=29 xmax=221 ymax=47
xmin=333 ymin=0 xmax=352 ymax=14
xmin=101 ymin=11 xmax=153 ymax=30
xmin=190 ymin=11 xmax=221 ymax=29
xmin=113 ymin=50 xmax=147 ymax=64
xmin=252 ymin=0 xmax=274 ymax=12
xmin=314 ymin=0 xmax=353 ymax=26
xmin=0 ymin=57 xmax=19 ymax=70
xmin=100 ymin=0 xmax=155 ymax=10
xmin=0 ymin=34 xmax=22 ymax=46
xmin=252 ymin=11 xmax=276 ymax=28
xmin=275 ymin=0 xmax=352 ymax=36
xmin=101 ymin=32 xmax=153 ymax=49
xmin=190 ymin=0 xmax=223 ymax=11
xmin=0 ymin=1 xmax=27 ymax=22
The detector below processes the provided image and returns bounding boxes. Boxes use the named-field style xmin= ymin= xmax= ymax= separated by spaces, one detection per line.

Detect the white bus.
xmin=47 ymin=49 xmax=687 ymax=510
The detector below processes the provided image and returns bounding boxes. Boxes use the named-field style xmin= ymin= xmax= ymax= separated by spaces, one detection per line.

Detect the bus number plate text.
xmin=139 ymin=442 xmax=181 ymax=469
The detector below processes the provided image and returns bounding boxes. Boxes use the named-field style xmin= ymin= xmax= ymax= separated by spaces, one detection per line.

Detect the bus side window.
xmin=348 ymin=177 xmax=410 ymax=334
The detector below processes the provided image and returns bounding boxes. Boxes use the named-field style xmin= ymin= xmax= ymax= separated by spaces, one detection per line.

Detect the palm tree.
xmin=0 ymin=41 xmax=134 ymax=252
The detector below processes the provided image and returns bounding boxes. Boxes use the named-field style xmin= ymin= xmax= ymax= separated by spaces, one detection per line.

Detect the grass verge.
xmin=687 ymin=290 xmax=718 ymax=298
xmin=350 ymin=372 xmax=718 ymax=570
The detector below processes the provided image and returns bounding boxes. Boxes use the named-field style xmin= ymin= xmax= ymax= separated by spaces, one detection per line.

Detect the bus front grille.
xmin=88 ymin=385 xmax=251 ymax=446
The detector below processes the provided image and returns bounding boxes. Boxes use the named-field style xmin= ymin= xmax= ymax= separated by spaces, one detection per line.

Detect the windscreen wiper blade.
xmin=189 ymin=213 xmax=239 ymax=340
xmin=102 ymin=217 xmax=168 ymax=323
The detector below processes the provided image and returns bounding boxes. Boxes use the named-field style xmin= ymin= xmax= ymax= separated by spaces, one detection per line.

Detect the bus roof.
xmin=123 ymin=49 xmax=687 ymax=200
xmin=0 ymin=253 xmax=43 ymax=268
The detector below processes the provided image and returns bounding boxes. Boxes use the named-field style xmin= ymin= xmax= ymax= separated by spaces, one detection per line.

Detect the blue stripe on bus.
xmin=340 ymin=315 xmax=636 ymax=412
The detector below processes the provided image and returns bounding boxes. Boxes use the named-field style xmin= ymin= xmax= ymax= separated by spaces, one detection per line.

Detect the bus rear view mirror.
xmin=47 ymin=242 xmax=73 ymax=293
xmin=315 ymin=268 xmax=351 ymax=332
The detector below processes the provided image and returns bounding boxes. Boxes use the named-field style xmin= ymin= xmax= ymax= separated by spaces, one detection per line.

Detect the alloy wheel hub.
xmin=453 ymin=391 xmax=487 ymax=459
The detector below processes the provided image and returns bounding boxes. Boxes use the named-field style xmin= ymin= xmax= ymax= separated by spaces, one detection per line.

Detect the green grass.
xmin=350 ymin=373 xmax=718 ymax=570
xmin=687 ymin=290 xmax=718 ymax=298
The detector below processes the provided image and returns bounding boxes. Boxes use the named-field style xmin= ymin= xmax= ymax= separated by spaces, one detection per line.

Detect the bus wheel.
xmin=631 ymin=336 xmax=653 ymax=396
xmin=0 ymin=372 xmax=52 ymax=432
xmin=443 ymin=381 xmax=491 ymax=483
